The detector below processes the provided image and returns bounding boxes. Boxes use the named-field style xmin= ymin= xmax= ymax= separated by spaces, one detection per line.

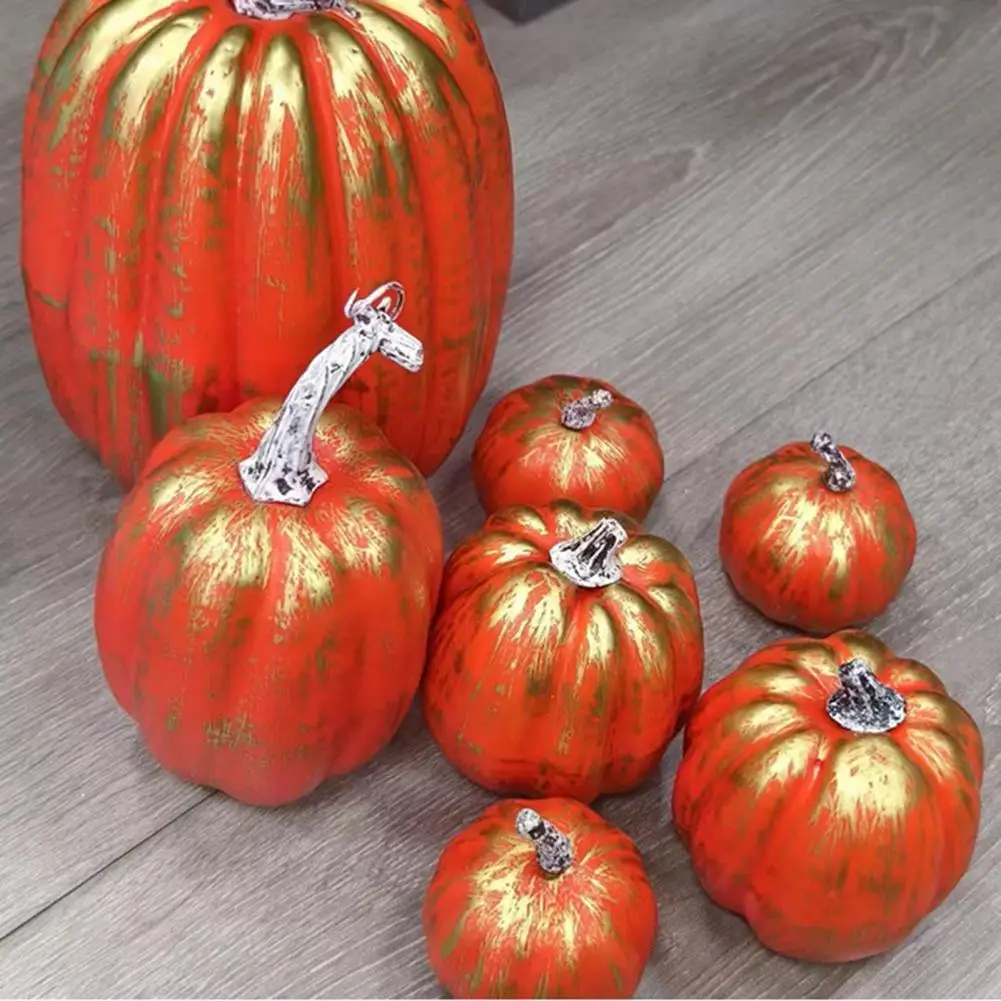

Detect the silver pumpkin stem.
xmin=231 ymin=0 xmax=360 ymax=20
xmin=549 ymin=517 xmax=628 ymax=588
xmin=238 ymin=282 xmax=422 ymax=506
xmin=515 ymin=808 xmax=573 ymax=877
xmin=560 ymin=388 xmax=614 ymax=431
xmin=826 ymin=658 xmax=907 ymax=734
xmin=810 ymin=431 xmax=857 ymax=492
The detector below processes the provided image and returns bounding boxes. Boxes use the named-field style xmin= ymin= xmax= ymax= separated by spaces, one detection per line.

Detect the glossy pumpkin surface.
xmin=22 ymin=0 xmax=513 ymax=484
xmin=472 ymin=375 xmax=664 ymax=521
xmin=718 ymin=438 xmax=916 ymax=633
xmin=422 ymin=500 xmax=704 ymax=802
xmin=672 ymin=630 xmax=983 ymax=963
xmin=94 ymin=400 xmax=443 ymax=806
xmin=424 ymin=797 xmax=657 ymax=998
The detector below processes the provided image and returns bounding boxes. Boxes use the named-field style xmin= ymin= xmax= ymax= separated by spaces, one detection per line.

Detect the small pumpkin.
xmin=424 ymin=797 xmax=657 ymax=999
xmin=422 ymin=500 xmax=703 ymax=802
xmin=94 ymin=284 xmax=444 ymax=807
xmin=672 ymin=629 xmax=983 ymax=963
xmin=719 ymin=432 xmax=916 ymax=633
xmin=472 ymin=375 xmax=664 ymax=521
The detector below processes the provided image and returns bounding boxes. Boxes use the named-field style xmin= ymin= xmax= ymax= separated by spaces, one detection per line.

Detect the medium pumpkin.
xmin=472 ymin=375 xmax=665 ymax=521
xmin=719 ymin=432 xmax=916 ymax=633
xmin=672 ymin=629 xmax=983 ymax=963
xmin=424 ymin=797 xmax=657 ymax=999
xmin=94 ymin=285 xmax=443 ymax=806
xmin=23 ymin=0 xmax=513 ymax=485
xmin=422 ymin=500 xmax=704 ymax=802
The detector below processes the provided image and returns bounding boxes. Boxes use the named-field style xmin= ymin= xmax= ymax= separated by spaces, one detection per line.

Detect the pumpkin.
xmin=22 ymin=0 xmax=513 ymax=486
xmin=718 ymin=432 xmax=916 ymax=633
xmin=422 ymin=500 xmax=704 ymax=802
xmin=94 ymin=284 xmax=444 ymax=806
xmin=472 ymin=375 xmax=665 ymax=521
xmin=424 ymin=797 xmax=657 ymax=998
xmin=672 ymin=629 xmax=983 ymax=963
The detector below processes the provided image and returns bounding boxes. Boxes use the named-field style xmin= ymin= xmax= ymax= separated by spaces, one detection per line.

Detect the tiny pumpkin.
xmin=672 ymin=629 xmax=983 ymax=963
xmin=424 ymin=797 xmax=657 ymax=999
xmin=472 ymin=375 xmax=664 ymax=521
xmin=94 ymin=285 xmax=443 ymax=807
xmin=719 ymin=432 xmax=916 ymax=633
xmin=422 ymin=500 xmax=703 ymax=802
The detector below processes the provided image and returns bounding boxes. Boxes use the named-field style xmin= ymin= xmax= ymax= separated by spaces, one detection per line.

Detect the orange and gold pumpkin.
xmin=672 ymin=630 xmax=983 ymax=963
xmin=94 ymin=285 xmax=443 ymax=806
xmin=22 ymin=0 xmax=513 ymax=486
xmin=472 ymin=375 xmax=664 ymax=521
xmin=719 ymin=432 xmax=916 ymax=633
xmin=422 ymin=500 xmax=704 ymax=802
xmin=424 ymin=797 xmax=657 ymax=998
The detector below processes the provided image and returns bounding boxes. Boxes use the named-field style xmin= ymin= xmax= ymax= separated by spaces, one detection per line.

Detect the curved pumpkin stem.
xmin=515 ymin=808 xmax=573 ymax=877
xmin=561 ymin=388 xmax=613 ymax=430
xmin=231 ymin=0 xmax=360 ymax=20
xmin=549 ymin=517 xmax=628 ymax=588
xmin=826 ymin=658 xmax=907 ymax=734
xmin=810 ymin=431 xmax=857 ymax=493
xmin=238 ymin=282 xmax=422 ymax=507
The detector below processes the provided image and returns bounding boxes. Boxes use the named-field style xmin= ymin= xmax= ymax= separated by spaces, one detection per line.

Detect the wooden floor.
xmin=2 ymin=0 xmax=1000 ymax=996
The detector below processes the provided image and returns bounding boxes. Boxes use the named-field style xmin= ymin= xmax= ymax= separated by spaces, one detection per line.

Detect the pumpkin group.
xmin=719 ymin=432 xmax=917 ymax=633
xmin=423 ymin=797 xmax=657 ymax=999
xmin=472 ymin=375 xmax=665 ymax=521
xmin=23 ymin=0 xmax=513 ymax=485
xmin=672 ymin=629 xmax=983 ymax=963
xmin=94 ymin=285 xmax=443 ymax=806
xmin=422 ymin=500 xmax=704 ymax=803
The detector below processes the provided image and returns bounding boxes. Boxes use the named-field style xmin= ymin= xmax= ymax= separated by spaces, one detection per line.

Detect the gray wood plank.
xmin=3 ymin=0 xmax=1001 ymax=994
xmin=2 ymin=217 xmax=999 ymax=1001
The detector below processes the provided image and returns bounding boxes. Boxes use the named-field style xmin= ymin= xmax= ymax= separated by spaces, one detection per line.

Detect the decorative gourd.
xmin=719 ymin=432 xmax=916 ymax=633
xmin=424 ymin=797 xmax=657 ymax=999
xmin=472 ymin=375 xmax=664 ymax=521
xmin=94 ymin=284 xmax=443 ymax=807
xmin=422 ymin=500 xmax=704 ymax=802
xmin=672 ymin=629 xmax=983 ymax=963
xmin=23 ymin=0 xmax=513 ymax=485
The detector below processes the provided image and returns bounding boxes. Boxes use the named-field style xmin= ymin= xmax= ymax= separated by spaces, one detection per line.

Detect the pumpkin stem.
xmin=549 ymin=517 xmax=628 ymax=588
xmin=515 ymin=808 xmax=573 ymax=876
xmin=826 ymin=658 xmax=907 ymax=734
xmin=231 ymin=0 xmax=360 ymax=20
xmin=561 ymin=388 xmax=613 ymax=430
xmin=238 ymin=282 xmax=422 ymax=507
xmin=810 ymin=432 xmax=857 ymax=492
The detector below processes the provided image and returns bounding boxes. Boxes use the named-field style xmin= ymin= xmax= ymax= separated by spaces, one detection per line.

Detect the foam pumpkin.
xmin=719 ymin=432 xmax=916 ymax=633
xmin=94 ymin=284 xmax=444 ymax=806
xmin=672 ymin=630 xmax=983 ymax=963
xmin=22 ymin=0 xmax=513 ymax=486
xmin=422 ymin=500 xmax=704 ymax=802
xmin=472 ymin=375 xmax=664 ymax=521
xmin=424 ymin=798 xmax=657 ymax=999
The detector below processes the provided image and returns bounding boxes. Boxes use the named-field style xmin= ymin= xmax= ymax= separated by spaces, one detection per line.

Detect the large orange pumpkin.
xmin=718 ymin=432 xmax=916 ymax=633
xmin=672 ymin=630 xmax=983 ymax=963
xmin=422 ymin=500 xmax=704 ymax=802
xmin=423 ymin=797 xmax=657 ymax=999
xmin=22 ymin=0 xmax=513 ymax=485
xmin=94 ymin=285 xmax=444 ymax=806
xmin=472 ymin=375 xmax=665 ymax=521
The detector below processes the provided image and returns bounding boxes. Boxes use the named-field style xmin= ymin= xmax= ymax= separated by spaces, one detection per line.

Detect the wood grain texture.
xmin=1 ymin=0 xmax=1000 ymax=995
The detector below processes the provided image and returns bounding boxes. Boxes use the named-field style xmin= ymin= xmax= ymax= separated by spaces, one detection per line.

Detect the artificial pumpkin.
xmin=719 ymin=432 xmax=916 ymax=633
xmin=422 ymin=500 xmax=704 ymax=802
xmin=424 ymin=797 xmax=657 ymax=999
xmin=94 ymin=284 xmax=444 ymax=806
xmin=472 ymin=375 xmax=665 ymax=521
xmin=672 ymin=629 xmax=983 ymax=963
xmin=23 ymin=0 xmax=513 ymax=486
